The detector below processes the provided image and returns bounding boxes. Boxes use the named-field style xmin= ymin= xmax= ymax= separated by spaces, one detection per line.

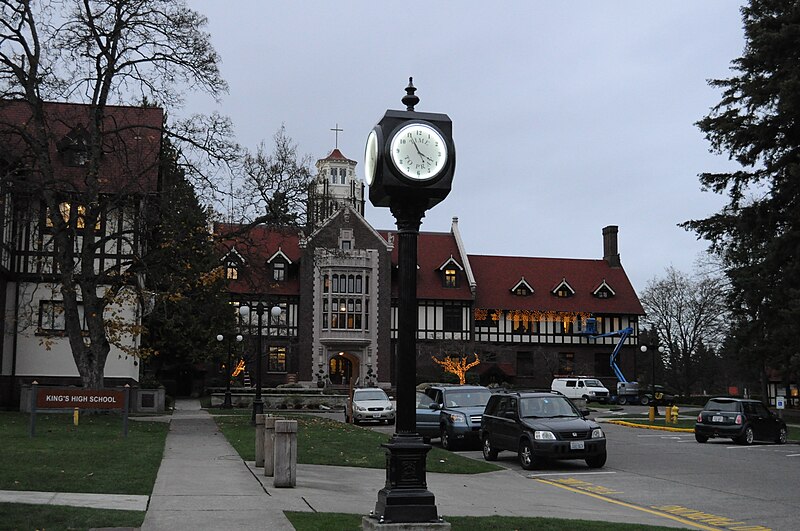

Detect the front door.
xmin=329 ymin=356 xmax=353 ymax=386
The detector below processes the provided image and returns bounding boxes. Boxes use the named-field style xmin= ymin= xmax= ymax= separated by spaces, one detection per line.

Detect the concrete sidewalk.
xmin=2 ymin=398 xmax=690 ymax=529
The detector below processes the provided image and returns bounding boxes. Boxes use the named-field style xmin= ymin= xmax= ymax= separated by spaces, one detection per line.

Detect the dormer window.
xmin=225 ymin=262 xmax=239 ymax=280
xmin=221 ymin=246 xmax=246 ymax=282
xmin=511 ymin=277 xmax=534 ymax=297
xmin=272 ymin=261 xmax=286 ymax=282
xmin=437 ymin=256 xmax=464 ymax=289
xmin=57 ymin=125 xmax=91 ymax=167
xmin=592 ymin=279 xmax=616 ymax=299
xmin=339 ymin=229 xmax=354 ymax=251
xmin=552 ymin=278 xmax=575 ymax=298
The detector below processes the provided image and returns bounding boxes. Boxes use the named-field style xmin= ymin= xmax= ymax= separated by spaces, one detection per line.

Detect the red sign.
xmin=36 ymin=388 xmax=125 ymax=410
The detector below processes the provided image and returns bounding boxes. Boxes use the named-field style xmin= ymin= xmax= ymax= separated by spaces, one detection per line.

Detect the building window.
xmin=39 ymin=300 xmax=87 ymax=333
xmin=514 ymin=286 xmax=530 ymax=296
xmin=556 ymin=288 xmax=571 ymax=298
xmin=322 ymin=272 xmax=368 ymax=331
xmin=341 ymin=240 xmax=352 ymax=251
xmin=268 ymin=346 xmax=286 ymax=372
xmin=443 ymin=268 xmax=457 ymax=288
xmin=45 ymin=202 xmax=100 ymax=230
xmin=225 ymin=262 xmax=239 ymax=280
xmin=272 ymin=261 xmax=286 ymax=281
xmin=443 ymin=305 xmax=462 ymax=332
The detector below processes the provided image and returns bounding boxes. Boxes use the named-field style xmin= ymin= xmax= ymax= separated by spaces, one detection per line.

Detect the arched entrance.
xmin=329 ymin=351 xmax=360 ymax=386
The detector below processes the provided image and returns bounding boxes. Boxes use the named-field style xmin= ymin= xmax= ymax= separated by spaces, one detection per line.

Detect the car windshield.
xmin=354 ymin=390 xmax=388 ymax=401
xmin=583 ymin=379 xmax=603 ymax=387
xmin=444 ymin=390 xmax=491 ymax=408
xmin=520 ymin=397 xmax=579 ymax=418
xmin=704 ymin=399 xmax=740 ymax=412
xmin=416 ymin=393 xmax=434 ymax=408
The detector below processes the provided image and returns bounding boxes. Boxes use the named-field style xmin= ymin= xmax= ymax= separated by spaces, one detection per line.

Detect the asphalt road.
xmin=341 ymin=407 xmax=800 ymax=531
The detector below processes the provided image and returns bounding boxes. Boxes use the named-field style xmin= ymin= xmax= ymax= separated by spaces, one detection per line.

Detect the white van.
xmin=551 ymin=377 xmax=610 ymax=403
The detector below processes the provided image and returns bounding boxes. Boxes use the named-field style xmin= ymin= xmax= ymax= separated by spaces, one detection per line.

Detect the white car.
xmin=346 ymin=387 xmax=395 ymax=425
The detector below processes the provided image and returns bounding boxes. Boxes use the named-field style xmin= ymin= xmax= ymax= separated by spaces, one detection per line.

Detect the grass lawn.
xmin=212 ymin=410 xmax=501 ymax=474
xmin=0 ymin=411 xmax=169 ymax=494
xmin=285 ymin=511 xmax=689 ymax=530
xmin=0 ymin=502 xmax=145 ymax=531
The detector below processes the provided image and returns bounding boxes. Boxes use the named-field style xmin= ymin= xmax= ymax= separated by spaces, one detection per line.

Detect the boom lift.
xmin=583 ymin=318 xmax=641 ymax=405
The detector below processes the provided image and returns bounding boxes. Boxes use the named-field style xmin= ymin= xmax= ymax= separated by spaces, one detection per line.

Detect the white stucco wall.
xmin=4 ymin=282 xmax=139 ymax=380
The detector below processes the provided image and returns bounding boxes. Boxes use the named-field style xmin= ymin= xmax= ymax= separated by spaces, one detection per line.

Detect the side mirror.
xmin=581 ymin=409 xmax=591 ymax=417
xmin=428 ymin=403 xmax=440 ymax=410
xmin=503 ymin=410 xmax=518 ymax=420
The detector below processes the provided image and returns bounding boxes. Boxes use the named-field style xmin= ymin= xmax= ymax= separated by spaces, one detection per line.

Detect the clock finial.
xmin=402 ymin=77 xmax=419 ymax=111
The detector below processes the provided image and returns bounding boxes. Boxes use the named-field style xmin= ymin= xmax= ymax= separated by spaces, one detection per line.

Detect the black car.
xmin=480 ymin=390 xmax=607 ymax=469
xmin=694 ymin=397 xmax=787 ymax=445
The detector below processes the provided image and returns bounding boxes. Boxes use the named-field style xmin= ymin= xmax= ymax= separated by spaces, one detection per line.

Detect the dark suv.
xmin=694 ymin=397 xmax=787 ymax=445
xmin=480 ymin=390 xmax=607 ymax=469
xmin=416 ymin=384 xmax=492 ymax=450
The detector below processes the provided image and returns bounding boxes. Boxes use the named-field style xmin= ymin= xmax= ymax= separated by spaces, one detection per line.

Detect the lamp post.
xmin=216 ymin=332 xmax=243 ymax=409
xmin=240 ymin=302 xmax=282 ymax=425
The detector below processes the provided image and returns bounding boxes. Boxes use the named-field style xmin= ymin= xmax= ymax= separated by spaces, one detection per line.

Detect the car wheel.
xmin=639 ymin=395 xmax=650 ymax=406
xmin=695 ymin=433 xmax=708 ymax=443
xmin=519 ymin=439 xmax=536 ymax=470
xmin=736 ymin=426 xmax=754 ymax=445
xmin=440 ymin=427 xmax=457 ymax=451
xmin=586 ymin=451 xmax=607 ymax=469
xmin=482 ymin=434 xmax=498 ymax=461
xmin=776 ymin=426 xmax=787 ymax=445
xmin=617 ymin=396 xmax=627 ymax=405
xmin=388 ymin=419 xmax=395 ymax=426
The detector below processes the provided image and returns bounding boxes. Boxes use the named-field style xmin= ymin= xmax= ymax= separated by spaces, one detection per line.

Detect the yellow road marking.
xmin=534 ymin=478 xmax=770 ymax=531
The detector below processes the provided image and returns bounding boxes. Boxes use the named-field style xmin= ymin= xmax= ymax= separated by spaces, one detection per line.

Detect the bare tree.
xmin=640 ymin=266 xmax=729 ymax=395
xmin=0 ymin=0 xmax=232 ymax=388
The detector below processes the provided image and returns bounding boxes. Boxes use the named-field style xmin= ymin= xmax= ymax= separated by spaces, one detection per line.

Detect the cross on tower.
xmin=331 ymin=123 xmax=343 ymax=148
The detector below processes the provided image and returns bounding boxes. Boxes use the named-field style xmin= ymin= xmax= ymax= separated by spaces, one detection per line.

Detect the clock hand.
xmin=410 ymin=137 xmax=426 ymax=161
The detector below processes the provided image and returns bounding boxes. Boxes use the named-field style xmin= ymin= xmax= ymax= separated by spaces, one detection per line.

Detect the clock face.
xmin=364 ymin=129 xmax=378 ymax=186
xmin=389 ymin=122 xmax=447 ymax=180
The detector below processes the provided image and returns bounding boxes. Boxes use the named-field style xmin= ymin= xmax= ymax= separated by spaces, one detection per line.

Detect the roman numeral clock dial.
xmin=390 ymin=123 xmax=448 ymax=181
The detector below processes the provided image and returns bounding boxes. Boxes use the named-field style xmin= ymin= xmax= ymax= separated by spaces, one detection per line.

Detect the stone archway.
xmin=329 ymin=351 xmax=360 ymax=387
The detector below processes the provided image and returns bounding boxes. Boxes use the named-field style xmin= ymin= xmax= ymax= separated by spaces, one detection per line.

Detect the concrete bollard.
xmin=273 ymin=419 xmax=297 ymax=488
xmin=264 ymin=416 xmax=283 ymax=477
xmin=255 ymin=414 xmax=266 ymax=467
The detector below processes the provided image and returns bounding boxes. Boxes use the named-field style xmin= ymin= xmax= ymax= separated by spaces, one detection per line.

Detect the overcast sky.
xmin=185 ymin=1 xmax=746 ymax=293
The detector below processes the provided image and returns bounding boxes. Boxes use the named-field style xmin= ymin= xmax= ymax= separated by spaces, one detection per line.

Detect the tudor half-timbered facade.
xmin=0 ymin=101 xmax=162 ymax=406
xmin=216 ymin=148 xmax=645 ymax=391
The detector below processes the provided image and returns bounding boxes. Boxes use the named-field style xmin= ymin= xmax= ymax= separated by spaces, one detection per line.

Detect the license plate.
xmin=570 ymin=441 xmax=585 ymax=450
xmin=712 ymin=415 xmax=723 ymax=423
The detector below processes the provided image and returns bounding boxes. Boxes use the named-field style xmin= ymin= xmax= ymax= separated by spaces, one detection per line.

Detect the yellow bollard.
xmin=73 ymin=407 xmax=79 ymax=426
xmin=649 ymin=406 xmax=655 ymax=422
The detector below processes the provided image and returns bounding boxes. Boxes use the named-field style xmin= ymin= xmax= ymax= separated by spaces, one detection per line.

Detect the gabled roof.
xmin=592 ymin=279 xmax=616 ymax=297
xmin=469 ymin=255 xmax=644 ymax=315
xmin=267 ymin=248 xmax=293 ymax=265
xmin=437 ymin=255 xmax=464 ymax=271
xmin=0 ymin=100 xmax=162 ymax=193
xmin=379 ymin=230 xmax=473 ymax=301
xmin=215 ymin=223 xmax=302 ymax=297
xmin=551 ymin=278 xmax=576 ymax=296
xmin=510 ymin=277 xmax=535 ymax=294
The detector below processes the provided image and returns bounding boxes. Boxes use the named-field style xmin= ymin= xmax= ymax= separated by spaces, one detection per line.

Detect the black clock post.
xmin=364 ymin=79 xmax=455 ymax=528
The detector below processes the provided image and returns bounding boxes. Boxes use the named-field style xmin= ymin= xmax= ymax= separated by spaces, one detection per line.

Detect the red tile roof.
xmin=320 ymin=148 xmax=355 ymax=163
xmin=215 ymin=223 xmax=302 ymax=296
xmin=380 ymin=230 xmax=474 ymax=301
xmin=468 ymin=255 xmax=644 ymax=315
xmin=0 ymin=100 xmax=162 ymax=193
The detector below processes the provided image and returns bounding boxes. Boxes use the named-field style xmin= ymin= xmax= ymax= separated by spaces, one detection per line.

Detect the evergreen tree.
xmin=683 ymin=0 xmax=800 ymax=395
xmin=142 ymin=138 xmax=235 ymax=384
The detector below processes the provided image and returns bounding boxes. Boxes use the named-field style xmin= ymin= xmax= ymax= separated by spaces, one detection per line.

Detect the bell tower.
xmin=307 ymin=137 xmax=365 ymax=230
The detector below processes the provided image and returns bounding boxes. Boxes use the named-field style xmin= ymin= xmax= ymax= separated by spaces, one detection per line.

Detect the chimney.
xmin=603 ymin=225 xmax=621 ymax=267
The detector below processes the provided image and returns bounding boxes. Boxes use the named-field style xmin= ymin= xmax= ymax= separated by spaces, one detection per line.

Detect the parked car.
xmin=551 ymin=377 xmax=610 ymax=403
xmin=345 ymin=387 xmax=395 ymax=425
xmin=416 ymin=384 xmax=492 ymax=450
xmin=480 ymin=390 xmax=607 ymax=469
xmin=694 ymin=397 xmax=787 ymax=445
xmin=639 ymin=385 xmax=676 ymax=407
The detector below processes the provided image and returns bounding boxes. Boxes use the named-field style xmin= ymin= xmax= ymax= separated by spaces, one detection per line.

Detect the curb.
xmin=604 ymin=419 xmax=693 ymax=433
